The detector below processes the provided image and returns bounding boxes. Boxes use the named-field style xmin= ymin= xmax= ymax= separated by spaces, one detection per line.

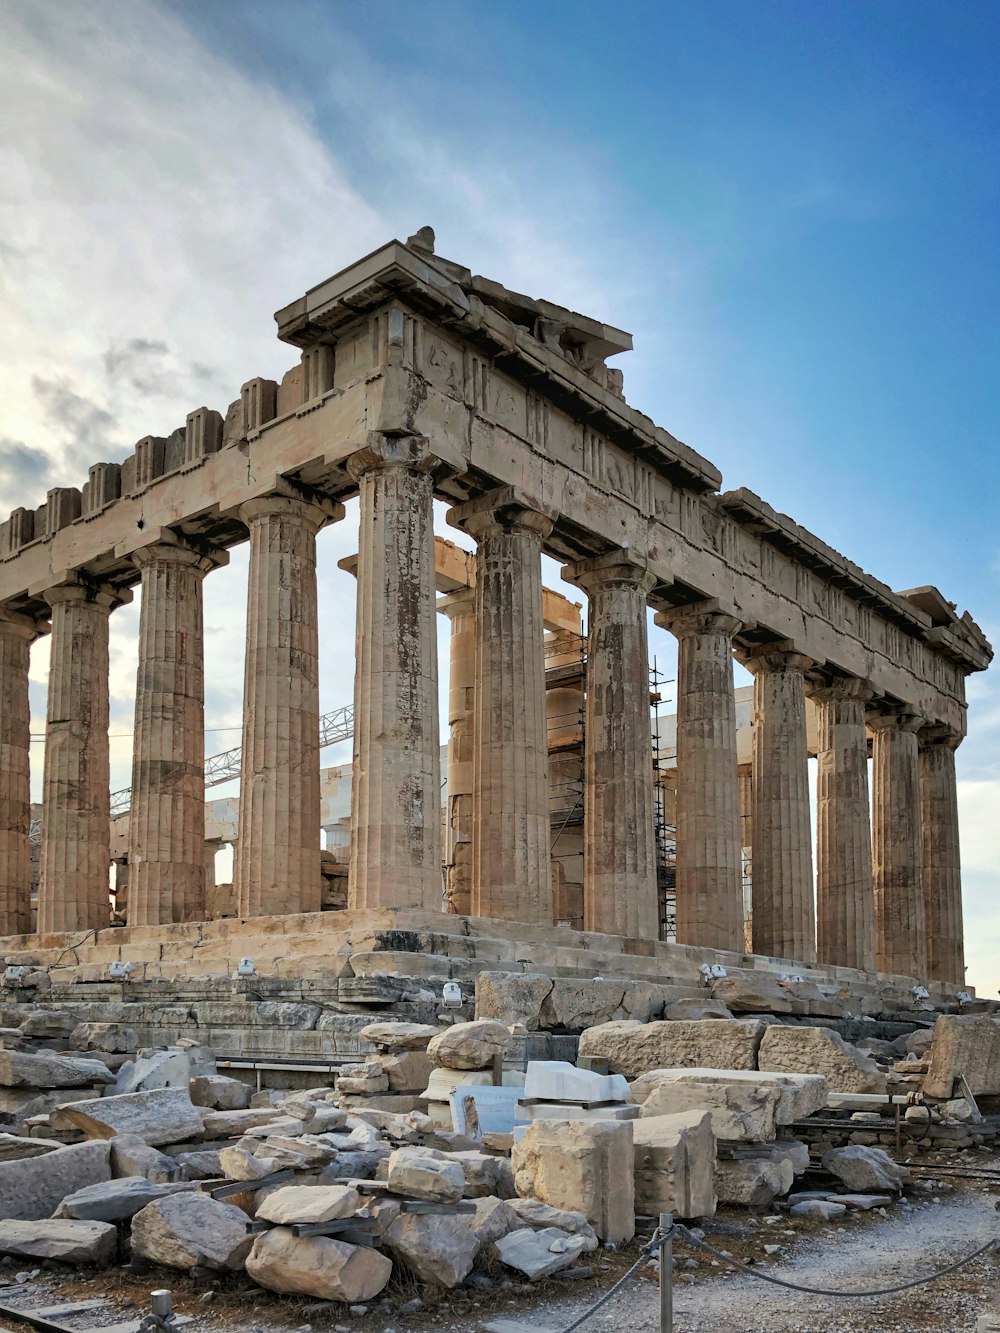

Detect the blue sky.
xmin=1 ymin=0 xmax=996 ymax=992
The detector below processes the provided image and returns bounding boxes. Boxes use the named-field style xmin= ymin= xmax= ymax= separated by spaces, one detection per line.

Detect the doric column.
xmin=0 ymin=612 xmax=43 ymax=934
xmin=919 ymin=726 xmax=964 ymax=984
xmin=869 ymin=707 xmax=926 ymax=977
xmin=809 ymin=676 xmax=875 ymax=972
xmin=449 ymin=487 xmax=555 ymax=924
xmin=567 ymin=552 xmax=658 ymax=939
xmin=38 ymin=580 xmax=128 ymax=933
xmin=746 ymin=644 xmax=815 ymax=963
xmin=440 ymin=588 xmax=476 ymax=916
xmin=657 ymin=604 xmax=743 ymax=951
xmin=128 ymin=536 xmax=226 ymax=926
xmin=348 ymin=435 xmax=443 ymax=912
xmin=234 ymin=489 xmax=342 ymax=918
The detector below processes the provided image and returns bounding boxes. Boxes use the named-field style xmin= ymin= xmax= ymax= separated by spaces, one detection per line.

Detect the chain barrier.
xmin=550 ymin=1218 xmax=997 ymax=1333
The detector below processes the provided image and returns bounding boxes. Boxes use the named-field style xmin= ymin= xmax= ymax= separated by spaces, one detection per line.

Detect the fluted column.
xmin=440 ymin=588 xmax=476 ymax=915
xmin=657 ymin=604 xmax=743 ymax=951
xmin=919 ymin=727 xmax=963 ymax=984
xmin=746 ymin=644 xmax=815 ymax=963
xmin=235 ymin=490 xmax=342 ymax=918
xmin=38 ymin=580 xmax=128 ymax=933
xmin=449 ymin=487 xmax=555 ymax=924
xmin=809 ymin=676 xmax=875 ymax=971
xmin=869 ymin=708 xmax=926 ymax=977
xmin=567 ymin=553 xmax=657 ymax=939
xmin=128 ymin=537 xmax=226 ymax=926
xmin=0 ymin=612 xmax=43 ymax=934
xmin=348 ymin=436 xmax=442 ymax=912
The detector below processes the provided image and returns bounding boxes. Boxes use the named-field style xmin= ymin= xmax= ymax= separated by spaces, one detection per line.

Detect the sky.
xmin=1 ymin=0 xmax=996 ymax=994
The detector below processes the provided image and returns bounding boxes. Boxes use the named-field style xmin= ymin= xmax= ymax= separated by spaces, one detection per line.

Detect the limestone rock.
xmin=469 ymin=1195 xmax=520 ymax=1248
xmin=664 ymin=999 xmax=735 ymax=1022
xmin=0 ymin=1051 xmax=115 ymax=1089
xmin=246 ymin=1227 xmax=392 ymax=1301
xmin=56 ymin=1176 xmax=190 ymax=1222
xmin=19 ymin=1010 xmax=76 ymax=1038
xmin=636 ymin=1070 xmax=781 ymax=1143
xmin=714 ymin=1155 xmax=793 ymax=1206
xmin=0 ymin=1133 xmax=58 ymax=1161
xmin=426 ymin=1021 xmax=509 ymax=1071
xmin=501 ymin=1198 xmax=600 ymax=1247
xmin=822 ymin=1146 xmax=910 ymax=1193
xmin=113 ymin=1048 xmax=192 ymax=1096
xmin=791 ymin=1199 xmax=846 ymax=1219
xmin=511 ymin=1118 xmax=634 ymax=1244
xmin=924 ymin=1014 xmax=1000 ymax=1099
xmin=338 ymin=1073 xmax=389 ymax=1095
xmin=450 ymin=1149 xmax=515 ymax=1199
xmin=0 ymin=1218 xmax=116 ymax=1265
xmin=495 ymin=1225 xmax=589 ymax=1280
xmin=256 ymin=1185 xmax=361 ymax=1226
xmin=358 ymin=1021 xmax=439 ymax=1051
xmin=131 ymin=1193 xmax=253 ymax=1271
xmin=384 ymin=1211 xmax=477 ymax=1288
xmin=381 ymin=1050 xmax=432 ymax=1093
xmin=218 ymin=1143 xmax=285 ymax=1182
xmin=758 ymin=1025 xmax=887 ymax=1095
xmin=475 ymin=973 xmax=552 ymax=1029
xmin=0 ymin=1140 xmax=112 ymax=1221
xmin=578 ymin=1019 xmax=764 ymax=1079
xmin=69 ymin=1023 xmax=139 ymax=1054
xmin=711 ymin=974 xmax=797 ymax=1014
xmin=632 ymin=1110 xmax=716 ymax=1218
xmin=110 ymin=1136 xmax=179 ymax=1183
xmin=538 ymin=979 xmax=632 ymax=1031
xmin=201 ymin=1107 xmax=285 ymax=1138
xmin=386 ymin=1148 xmax=464 ymax=1203
xmin=55 ymin=1088 xmax=204 ymax=1147
xmin=633 ymin=1068 xmax=827 ymax=1134
xmin=190 ymin=1074 xmax=252 ymax=1111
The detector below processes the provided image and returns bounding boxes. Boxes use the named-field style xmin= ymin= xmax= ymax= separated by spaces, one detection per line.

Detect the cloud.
xmin=0 ymin=438 xmax=54 ymax=509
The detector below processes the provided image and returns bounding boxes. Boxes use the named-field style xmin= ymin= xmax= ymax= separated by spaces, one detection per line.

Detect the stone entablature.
xmin=0 ymin=230 xmax=991 ymax=984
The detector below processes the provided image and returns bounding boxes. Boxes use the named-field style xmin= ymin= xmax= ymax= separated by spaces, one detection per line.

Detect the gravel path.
xmin=481 ymin=1187 xmax=1000 ymax=1333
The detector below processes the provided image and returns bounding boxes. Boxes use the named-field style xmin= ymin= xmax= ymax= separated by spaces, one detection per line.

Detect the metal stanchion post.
xmin=659 ymin=1211 xmax=673 ymax=1333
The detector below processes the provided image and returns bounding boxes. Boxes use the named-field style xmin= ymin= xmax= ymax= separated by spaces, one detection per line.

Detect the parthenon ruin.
xmin=0 ymin=227 xmax=992 ymax=993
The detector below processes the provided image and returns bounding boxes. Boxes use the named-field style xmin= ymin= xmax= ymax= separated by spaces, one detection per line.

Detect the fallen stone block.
xmin=69 ymin=1023 xmax=139 ymax=1054
xmin=338 ymin=1074 xmax=389 ymax=1095
xmin=19 ymin=1010 xmax=76 ymax=1039
xmin=246 ymin=1227 xmax=393 ymax=1301
xmin=578 ymin=1019 xmax=764 ymax=1079
xmin=512 ymin=1118 xmax=634 ymax=1244
xmin=822 ymin=1145 xmax=910 ymax=1192
xmin=55 ymin=1176 xmax=192 ymax=1222
xmin=539 ymin=979 xmax=662 ymax=1032
xmin=427 ymin=1021 xmax=510 ymax=1071
xmin=0 ymin=1133 xmax=58 ymax=1161
xmin=758 ymin=1025 xmax=887 ymax=1094
xmin=384 ymin=1211 xmax=478 ymax=1287
xmin=0 ymin=1218 xmax=116 ymax=1265
xmin=714 ymin=1155 xmax=793 ymax=1206
xmin=218 ymin=1143 xmax=286 ymax=1182
xmin=635 ymin=1070 xmax=781 ymax=1143
xmin=200 ymin=1107 xmax=285 ymax=1138
xmin=358 ymin=1020 xmax=439 ymax=1051
xmin=0 ymin=1051 xmax=115 ymax=1090
xmin=924 ymin=1014 xmax=1000 ymax=1099
xmin=495 ymin=1226 xmax=589 ymax=1280
xmin=523 ymin=1060 xmax=629 ymax=1105
xmin=790 ymin=1199 xmax=847 ymax=1219
xmin=386 ymin=1147 xmax=465 ymax=1202
xmin=113 ymin=1048 xmax=194 ymax=1096
xmin=256 ymin=1184 xmax=361 ymax=1226
xmin=189 ymin=1074 xmax=251 ymax=1111
xmin=637 ymin=1067 xmax=827 ymax=1126
xmin=506 ymin=1198 xmax=599 ymax=1247
xmin=0 ymin=1140 xmax=112 ymax=1221
xmin=130 ymin=1193 xmax=253 ymax=1271
xmin=381 ymin=1050 xmax=432 ymax=1093
xmin=712 ymin=974 xmax=798 ymax=1014
xmin=664 ymin=999 xmax=735 ymax=1022
xmin=469 ymin=1196 xmax=520 ymax=1248
xmin=632 ymin=1110 xmax=716 ymax=1218
xmin=450 ymin=1149 xmax=515 ymax=1199
xmin=55 ymin=1088 xmax=204 ymax=1147
xmin=836 ymin=1193 xmax=894 ymax=1210
xmin=475 ymin=973 xmax=553 ymax=1030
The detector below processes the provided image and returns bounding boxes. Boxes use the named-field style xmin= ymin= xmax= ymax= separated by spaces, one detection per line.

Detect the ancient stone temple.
xmin=0 ymin=228 xmax=991 ymax=1001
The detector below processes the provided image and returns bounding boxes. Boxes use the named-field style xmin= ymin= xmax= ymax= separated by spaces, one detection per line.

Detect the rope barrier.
xmin=674 ymin=1224 xmax=997 ymax=1298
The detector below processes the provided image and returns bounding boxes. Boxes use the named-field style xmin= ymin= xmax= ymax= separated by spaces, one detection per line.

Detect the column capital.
xmin=867 ymin=705 xmax=925 ymax=734
xmin=738 ymin=639 xmax=813 ymax=674
xmin=238 ymin=484 xmax=344 ymax=533
xmin=346 ymin=431 xmax=449 ymax=482
xmin=438 ymin=586 xmax=477 ymax=620
xmin=0 ymin=607 xmax=47 ymax=644
xmin=447 ymin=485 xmax=556 ymax=544
xmin=42 ymin=577 xmax=132 ymax=614
xmin=805 ymin=672 xmax=875 ymax=705
xmin=130 ymin=531 xmax=229 ymax=578
xmin=918 ymin=723 xmax=963 ymax=752
xmin=655 ymin=598 xmax=742 ymax=639
xmin=562 ymin=549 xmax=657 ymax=598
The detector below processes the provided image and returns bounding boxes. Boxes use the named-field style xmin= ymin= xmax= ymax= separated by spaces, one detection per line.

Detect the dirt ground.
xmin=4 ymin=1155 xmax=997 ymax=1333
